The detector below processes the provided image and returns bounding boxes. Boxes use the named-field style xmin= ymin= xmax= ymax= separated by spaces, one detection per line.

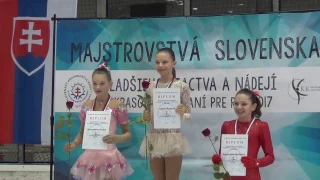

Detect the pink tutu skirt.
xmin=71 ymin=149 xmax=134 ymax=180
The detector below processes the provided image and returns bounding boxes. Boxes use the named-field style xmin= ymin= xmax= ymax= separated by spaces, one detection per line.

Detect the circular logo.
xmin=157 ymin=103 xmax=176 ymax=121
xmin=87 ymin=124 xmax=106 ymax=140
xmin=225 ymin=148 xmax=241 ymax=166
xmin=64 ymin=75 xmax=92 ymax=108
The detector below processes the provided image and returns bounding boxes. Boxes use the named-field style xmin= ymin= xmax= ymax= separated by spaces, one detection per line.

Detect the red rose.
xmin=66 ymin=101 xmax=74 ymax=110
xmin=142 ymin=80 xmax=150 ymax=90
xmin=202 ymin=128 xmax=211 ymax=137
xmin=212 ymin=154 xmax=222 ymax=164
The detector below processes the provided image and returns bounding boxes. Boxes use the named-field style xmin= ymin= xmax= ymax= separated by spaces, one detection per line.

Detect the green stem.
xmin=208 ymin=136 xmax=231 ymax=180
xmin=145 ymin=124 xmax=148 ymax=169
xmin=208 ymin=136 xmax=219 ymax=154
xmin=68 ymin=111 xmax=71 ymax=180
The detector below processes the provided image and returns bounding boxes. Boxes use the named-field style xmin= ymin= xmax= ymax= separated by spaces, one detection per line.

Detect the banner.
xmin=0 ymin=0 xmax=78 ymax=145
xmin=54 ymin=12 xmax=320 ymax=180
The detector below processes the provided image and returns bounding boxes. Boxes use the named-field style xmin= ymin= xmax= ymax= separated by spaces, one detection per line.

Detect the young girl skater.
xmin=139 ymin=47 xmax=192 ymax=180
xmin=64 ymin=62 xmax=134 ymax=180
xmin=213 ymin=88 xmax=275 ymax=180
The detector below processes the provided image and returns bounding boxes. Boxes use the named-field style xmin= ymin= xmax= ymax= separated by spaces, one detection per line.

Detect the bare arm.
xmin=72 ymin=100 xmax=91 ymax=147
xmin=114 ymin=100 xmax=132 ymax=143
xmin=72 ymin=122 xmax=85 ymax=147
xmin=117 ymin=123 xmax=132 ymax=143
xmin=181 ymin=83 xmax=192 ymax=120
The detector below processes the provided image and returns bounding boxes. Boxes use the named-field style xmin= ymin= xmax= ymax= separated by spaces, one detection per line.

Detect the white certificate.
xmin=82 ymin=111 xmax=111 ymax=150
xmin=221 ymin=134 xmax=248 ymax=176
xmin=153 ymin=88 xmax=181 ymax=129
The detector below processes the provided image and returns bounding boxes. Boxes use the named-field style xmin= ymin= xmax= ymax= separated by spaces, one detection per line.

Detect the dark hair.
xmin=236 ymin=88 xmax=262 ymax=118
xmin=92 ymin=61 xmax=112 ymax=81
xmin=156 ymin=47 xmax=176 ymax=78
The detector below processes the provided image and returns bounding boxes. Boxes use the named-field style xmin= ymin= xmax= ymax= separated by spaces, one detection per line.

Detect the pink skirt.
xmin=71 ymin=149 xmax=134 ymax=180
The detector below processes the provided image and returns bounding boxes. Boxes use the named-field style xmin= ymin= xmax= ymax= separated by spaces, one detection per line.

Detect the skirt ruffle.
xmin=71 ymin=149 xmax=133 ymax=180
xmin=139 ymin=132 xmax=190 ymax=159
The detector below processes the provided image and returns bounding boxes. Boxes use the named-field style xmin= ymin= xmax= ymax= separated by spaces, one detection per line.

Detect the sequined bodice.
xmin=146 ymin=79 xmax=191 ymax=133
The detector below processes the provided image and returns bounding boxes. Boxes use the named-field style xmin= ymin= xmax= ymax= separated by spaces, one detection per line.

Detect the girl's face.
xmin=92 ymin=73 xmax=112 ymax=98
xmin=155 ymin=52 xmax=176 ymax=77
xmin=233 ymin=93 xmax=257 ymax=120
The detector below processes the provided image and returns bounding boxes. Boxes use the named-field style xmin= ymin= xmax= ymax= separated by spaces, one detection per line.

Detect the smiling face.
xmin=155 ymin=51 xmax=176 ymax=77
xmin=233 ymin=93 xmax=257 ymax=120
xmin=92 ymin=73 xmax=112 ymax=99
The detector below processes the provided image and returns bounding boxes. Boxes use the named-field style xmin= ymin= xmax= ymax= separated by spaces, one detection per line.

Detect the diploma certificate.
xmin=153 ymin=88 xmax=181 ymax=129
xmin=221 ymin=134 xmax=248 ymax=176
xmin=82 ymin=110 xmax=111 ymax=150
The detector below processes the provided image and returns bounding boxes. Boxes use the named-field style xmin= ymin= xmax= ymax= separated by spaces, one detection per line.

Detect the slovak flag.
xmin=0 ymin=0 xmax=78 ymax=145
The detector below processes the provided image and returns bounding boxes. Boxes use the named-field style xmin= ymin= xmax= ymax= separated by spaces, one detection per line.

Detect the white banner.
xmin=55 ymin=67 xmax=320 ymax=113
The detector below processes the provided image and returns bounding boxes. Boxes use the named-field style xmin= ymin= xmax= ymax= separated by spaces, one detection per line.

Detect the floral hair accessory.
xmin=252 ymin=90 xmax=260 ymax=97
xmin=97 ymin=63 xmax=110 ymax=71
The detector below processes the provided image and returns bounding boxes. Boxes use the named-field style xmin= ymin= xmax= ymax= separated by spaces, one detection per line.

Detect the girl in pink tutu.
xmin=64 ymin=62 xmax=134 ymax=180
